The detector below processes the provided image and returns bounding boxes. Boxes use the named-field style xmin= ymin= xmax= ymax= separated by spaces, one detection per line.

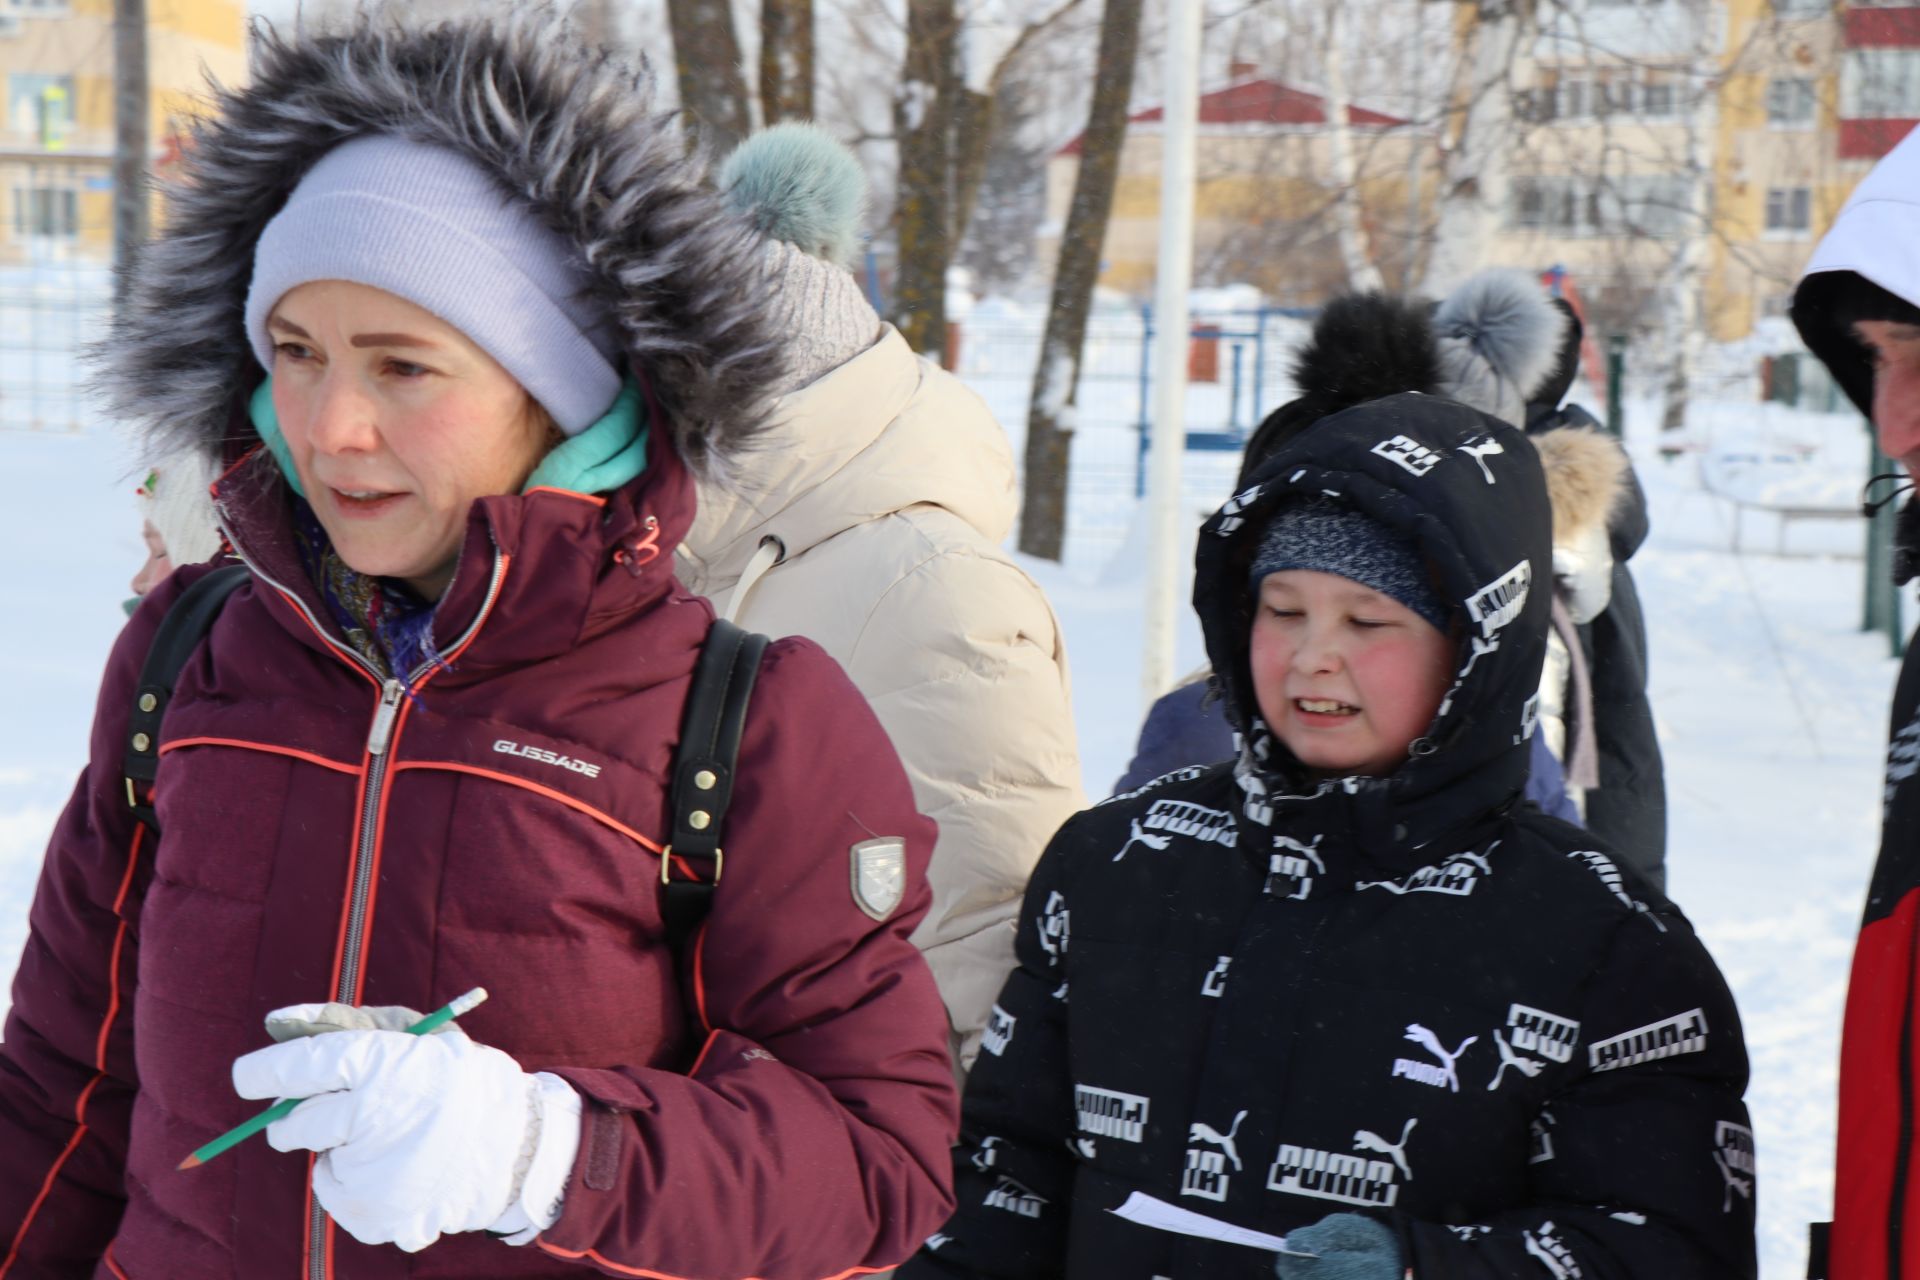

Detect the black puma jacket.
xmin=899 ymin=393 xmax=1756 ymax=1279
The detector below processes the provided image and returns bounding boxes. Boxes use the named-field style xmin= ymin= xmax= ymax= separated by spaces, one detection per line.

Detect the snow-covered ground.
xmin=0 ymin=382 xmax=1889 ymax=1276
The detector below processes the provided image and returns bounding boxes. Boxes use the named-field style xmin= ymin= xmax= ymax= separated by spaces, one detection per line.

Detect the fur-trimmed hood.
xmin=1535 ymin=422 xmax=1629 ymax=622
xmin=94 ymin=5 xmax=784 ymax=471
xmin=1534 ymin=425 xmax=1628 ymax=547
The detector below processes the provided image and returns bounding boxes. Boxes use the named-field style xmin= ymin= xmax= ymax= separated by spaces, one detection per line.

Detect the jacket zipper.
xmin=336 ymin=678 xmax=403 ymax=1004
xmin=300 ymin=549 xmax=507 ymax=1280
xmin=210 ymin=520 xmax=508 ymax=1280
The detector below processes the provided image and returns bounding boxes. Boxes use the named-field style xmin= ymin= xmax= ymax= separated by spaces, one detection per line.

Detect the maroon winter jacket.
xmin=0 ymin=436 xmax=959 ymax=1278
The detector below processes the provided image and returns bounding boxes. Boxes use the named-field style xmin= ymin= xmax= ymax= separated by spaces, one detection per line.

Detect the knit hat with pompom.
xmin=719 ymin=123 xmax=882 ymax=394
xmin=1433 ymin=268 xmax=1568 ymax=428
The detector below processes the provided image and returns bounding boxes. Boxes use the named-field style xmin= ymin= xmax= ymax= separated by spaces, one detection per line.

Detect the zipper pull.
xmin=367 ymin=680 xmax=404 ymax=756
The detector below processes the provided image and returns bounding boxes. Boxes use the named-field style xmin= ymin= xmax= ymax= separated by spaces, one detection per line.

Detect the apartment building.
xmin=2 ymin=0 xmax=246 ymax=266
xmin=1043 ymin=70 xmax=1428 ymax=304
xmin=1497 ymin=0 xmax=1854 ymax=340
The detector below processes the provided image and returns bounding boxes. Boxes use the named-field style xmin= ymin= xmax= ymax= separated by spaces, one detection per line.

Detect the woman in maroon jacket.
xmin=0 ymin=10 xmax=958 ymax=1278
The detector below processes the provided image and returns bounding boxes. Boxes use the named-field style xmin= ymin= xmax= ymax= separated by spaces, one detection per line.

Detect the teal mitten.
xmin=1275 ymin=1213 xmax=1402 ymax=1280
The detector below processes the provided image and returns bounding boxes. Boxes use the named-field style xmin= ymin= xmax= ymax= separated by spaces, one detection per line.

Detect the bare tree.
xmin=1018 ymin=0 xmax=1145 ymax=561
xmin=667 ymin=0 xmax=752 ymax=151
xmin=890 ymin=0 xmax=961 ymax=359
xmin=1422 ymin=0 xmax=1537 ymax=293
xmin=1657 ymin=56 xmax=1718 ymax=431
xmin=953 ymin=0 xmax=1088 ymax=252
xmin=761 ymin=0 xmax=816 ymax=123
xmin=112 ymin=0 xmax=149 ymax=313
xmin=1321 ymin=4 xmax=1385 ymax=291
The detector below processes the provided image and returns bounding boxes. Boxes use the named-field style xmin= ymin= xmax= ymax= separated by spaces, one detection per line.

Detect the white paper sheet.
xmin=1106 ymin=1192 xmax=1317 ymax=1257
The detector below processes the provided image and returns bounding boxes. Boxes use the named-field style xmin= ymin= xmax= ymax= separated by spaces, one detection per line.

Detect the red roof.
xmin=1840 ymin=117 xmax=1918 ymax=160
xmin=1846 ymin=6 xmax=1920 ymax=47
xmin=1058 ymin=76 xmax=1409 ymax=156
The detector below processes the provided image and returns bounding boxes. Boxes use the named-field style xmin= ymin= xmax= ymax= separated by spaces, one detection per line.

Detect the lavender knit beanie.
xmin=244 ymin=134 xmax=624 ymax=434
xmin=1249 ymin=499 xmax=1449 ymax=632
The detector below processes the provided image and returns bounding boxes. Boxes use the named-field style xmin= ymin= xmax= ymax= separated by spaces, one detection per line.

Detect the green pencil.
xmin=178 ymin=986 xmax=489 ymax=1170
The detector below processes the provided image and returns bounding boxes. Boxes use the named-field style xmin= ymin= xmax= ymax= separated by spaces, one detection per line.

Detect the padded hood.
xmin=1195 ymin=392 xmax=1554 ymax=858
xmin=1793 ymin=124 xmax=1920 ymax=418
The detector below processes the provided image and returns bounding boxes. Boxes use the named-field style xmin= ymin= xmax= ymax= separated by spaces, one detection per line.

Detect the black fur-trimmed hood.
xmin=95 ymin=5 xmax=783 ymax=471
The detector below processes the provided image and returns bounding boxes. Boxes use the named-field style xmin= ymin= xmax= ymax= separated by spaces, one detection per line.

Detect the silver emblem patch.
xmin=851 ymin=837 xmax=907 ymax=920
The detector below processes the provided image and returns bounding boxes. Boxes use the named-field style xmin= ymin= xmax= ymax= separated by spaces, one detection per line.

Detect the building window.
xmin=1764 ymin=186 xmax=1812 ymax=234
xmin=1772 ymin=0 xmax=1827 ymax=16
xmin=14 ymin=0 xmax=74 ymax=11
xmin=1596 ymin=70 xmax=1640 ymax=116
xmin=8 ymin=74 xmax=73 ymax=147
xmin=1557 ymin=77 xmax=1591 ymax=121
xmin=1766 ymin=77 xmax=1817 ymax=125
xmin=1511 ymin=175 xmax=1693 ymax=236
xmin=1529 ymin=68 xmax=1684 ymax=124
xmin=1640 ymin=74 xmax=1679 ymax=119
xmin=1844 ymin=49 xmax=1920 ymax=119
xmin=1619 ymin=174 xmax=1692 ymax=235
xmin=13 ymin=186 xmax=78 ymax=238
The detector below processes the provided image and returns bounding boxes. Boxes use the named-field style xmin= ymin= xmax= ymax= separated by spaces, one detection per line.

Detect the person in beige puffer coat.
xmin=678 ymin=125 xmax=1085 ymax=1074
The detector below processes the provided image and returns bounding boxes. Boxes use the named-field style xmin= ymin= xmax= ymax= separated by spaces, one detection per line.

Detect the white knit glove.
xmin=233 ymin=1004 xmax=581 ymax=1252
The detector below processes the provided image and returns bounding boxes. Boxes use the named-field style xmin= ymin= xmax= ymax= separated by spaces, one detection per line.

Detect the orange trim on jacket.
xmin=534 ymin=1239 xmax=892 ymax=1280
xmin=159 ymin=736 xmax=362 ymax=777
xmin=0 ymin=825 xmax=146 ymax=1279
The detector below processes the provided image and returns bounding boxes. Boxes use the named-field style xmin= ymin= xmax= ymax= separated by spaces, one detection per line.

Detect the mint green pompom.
xmin=719 ymin=122 xmax=867 ymax=268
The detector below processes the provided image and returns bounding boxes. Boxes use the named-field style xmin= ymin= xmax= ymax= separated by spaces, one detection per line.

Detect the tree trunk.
xmin=1661 ymin=60 xmax=1718 ymax=434
xmin=1017 ymin=0 xmax=1144 ymax=562
xmin=112 ymin=0 xmax=148 ymax=313
xmin=1321 ymin=6 xmax=1384 ymax=293
xmin=667 ymin=0 xmax=751 ymax=152
xmin=890 ymin=0 xmax=960 ymax=361
xmin=954 ymin=0 xmax=1088 ymax=283
xmin=1421 ymin=0 xmax=1532 ymax=294
xmin=759 ymin=0 xmax=814 ymax=124
xmin=951 ymin=86 xmax=995 ymax=252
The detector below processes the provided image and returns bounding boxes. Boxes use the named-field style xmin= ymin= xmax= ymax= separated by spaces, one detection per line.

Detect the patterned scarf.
xmin=291 ymin=497 xmax=444 ymax=684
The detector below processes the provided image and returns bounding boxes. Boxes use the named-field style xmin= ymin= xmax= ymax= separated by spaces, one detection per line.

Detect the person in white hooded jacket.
xmin=1790 ymin=122 xmax=1920 ymax=1280
xmin=677 ymin=124 xmax=1085 ymax=1073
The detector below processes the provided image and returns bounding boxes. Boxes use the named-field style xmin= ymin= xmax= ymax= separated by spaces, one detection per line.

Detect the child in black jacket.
xmin=900 ymin=393 xmax=1754 ymax=1279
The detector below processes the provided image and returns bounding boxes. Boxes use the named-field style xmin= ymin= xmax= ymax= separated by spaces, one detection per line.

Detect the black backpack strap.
xmin=124 ymin=565 xmax=250 ymax=835
xmin=662 ymin=618 xmax=769 ymax=960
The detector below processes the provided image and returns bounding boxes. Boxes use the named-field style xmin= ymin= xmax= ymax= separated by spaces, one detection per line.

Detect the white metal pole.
xmin=1141 ymin=0 xmax=1202 ymax=710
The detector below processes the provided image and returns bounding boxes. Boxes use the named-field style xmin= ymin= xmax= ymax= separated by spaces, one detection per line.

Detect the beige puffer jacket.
xmin=677 ymin=326 xmax=1085 ymax=1072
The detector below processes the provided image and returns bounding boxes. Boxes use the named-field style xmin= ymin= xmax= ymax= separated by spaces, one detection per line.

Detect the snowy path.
xmin=1637 ymin=459 xmax=1889 ymax=1273
xmin=0 ymin=412 xmax=1891 ymax=1276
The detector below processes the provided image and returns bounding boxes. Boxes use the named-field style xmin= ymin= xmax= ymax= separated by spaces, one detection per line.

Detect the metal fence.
xmin=954 ymin=304 xmax=1316 ymax=567
xmin=0 ymin=157 xmax=112 ymax=434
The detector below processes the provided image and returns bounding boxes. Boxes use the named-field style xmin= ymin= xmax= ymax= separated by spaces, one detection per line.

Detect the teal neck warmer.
xmin=247 ymin=377 xmax=649 ymax=500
